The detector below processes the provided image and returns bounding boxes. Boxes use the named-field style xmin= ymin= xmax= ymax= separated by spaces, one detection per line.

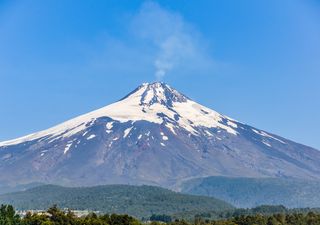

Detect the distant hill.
xmin=180 ymin=176 xmax=320 ymax=208
xmin=0 ymin=184 xmax=234 ymax=219
xmin=0 ymin=182 xmax=42 ymax=195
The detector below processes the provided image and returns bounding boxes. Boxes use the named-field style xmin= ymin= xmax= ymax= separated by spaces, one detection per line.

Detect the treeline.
xmin=176 ymin=205 xmax=320 ymax=220
xmin=2 ymin=204 xmax=320 ymax=225
xmin=210 ymin=213 xmax=320 ymax=225
xmin=0 ymin=204 xmax=140 ymax=225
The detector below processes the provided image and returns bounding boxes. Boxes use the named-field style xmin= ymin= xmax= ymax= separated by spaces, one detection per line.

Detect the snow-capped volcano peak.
xmin=136 ymin=82 xmax=189 ymax=107
xmin=0 ymin=82 xmax=238 ymax=147
xmin=106 ymin=82 xmax=237 ymax=135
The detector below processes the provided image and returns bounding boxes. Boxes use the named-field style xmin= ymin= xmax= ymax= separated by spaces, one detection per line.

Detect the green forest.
xmin=181 ymin=176 xmax=320 ymax=208
xmin=0 ymin=185 xmax=233 ymax=219
xmin=2 ymin=204 xmax=320 ymax=225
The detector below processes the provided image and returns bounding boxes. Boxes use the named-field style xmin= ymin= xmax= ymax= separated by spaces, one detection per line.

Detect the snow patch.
xmin=227 ymin=120 xmax=238 ymax=128
xmin=123 ymin=127 xmax=133 ymax=138
xmin=40 ymin=150 xmax=48 ymax=156
xmin=143 ymin=89 xmax=154 ymax=105
xmin=162 ymin=136 xmax=169 ymax=141
xmin=252 ymin=129 xmax=286 ymax=144
xmin=166 ymin=123 xmax=177 ymax=135
xmin=263 ymin=141 xmax=272 ymax=147
xmin=205 ymin=130 xmax=213 ymax=137
xmin=160 ymin=142 xmax=166 ymax=146
xmin=2 ymin=154 xmax=12 ymax=160
xmin=87 ymin=134 xmax=96 ymax=140
xmin=106 ymin=122 xmax=113 ymax=130
xmin=64 ymin=143 xmax=73 ymax=154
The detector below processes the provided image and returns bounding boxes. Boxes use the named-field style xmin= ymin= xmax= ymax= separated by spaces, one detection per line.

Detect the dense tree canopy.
xmin=2 ymin=204 xmax=320 ymax=225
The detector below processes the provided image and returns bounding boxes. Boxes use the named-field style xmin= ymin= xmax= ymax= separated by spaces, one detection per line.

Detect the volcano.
xmin=1 ymin=82 xmax=320 ymax=187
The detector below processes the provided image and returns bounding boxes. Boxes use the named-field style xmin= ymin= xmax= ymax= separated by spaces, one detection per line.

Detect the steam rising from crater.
xmin=132 ymin=2 xmax=209 ymax=81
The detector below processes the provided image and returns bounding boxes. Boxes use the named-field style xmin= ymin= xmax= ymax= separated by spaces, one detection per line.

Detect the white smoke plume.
xmin=132 ymin=2 xmax=203 ymax=81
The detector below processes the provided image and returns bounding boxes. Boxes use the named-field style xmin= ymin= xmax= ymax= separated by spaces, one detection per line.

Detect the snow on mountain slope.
xmin=0 ymin=82 xmax=237 ymax=146
xmin=0 ymin=82 xmax=320 ymax=187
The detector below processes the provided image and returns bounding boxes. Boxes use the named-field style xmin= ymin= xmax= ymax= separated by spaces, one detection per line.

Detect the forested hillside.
xmin=0 ymin=184 xmax=233 ymax=219
xmin=181 ymin=176 xmax=320 ymax=208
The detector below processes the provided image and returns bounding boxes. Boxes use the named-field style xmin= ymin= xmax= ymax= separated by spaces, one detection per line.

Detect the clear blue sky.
xmin=1 ymin=0 xmax=320 ymax=149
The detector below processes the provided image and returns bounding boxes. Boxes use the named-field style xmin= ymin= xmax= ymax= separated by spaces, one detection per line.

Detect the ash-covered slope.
xmin=0 ymin=82 xmax=319 ymax=187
